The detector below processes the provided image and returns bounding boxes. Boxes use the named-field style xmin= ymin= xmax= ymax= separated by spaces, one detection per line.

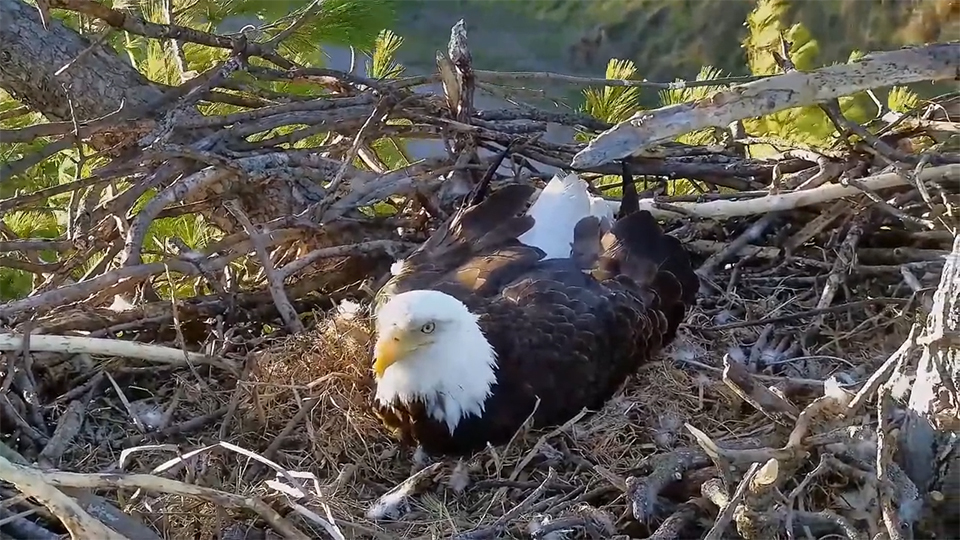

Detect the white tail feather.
xmin=519 ymin=172 xmax=608 ymax=259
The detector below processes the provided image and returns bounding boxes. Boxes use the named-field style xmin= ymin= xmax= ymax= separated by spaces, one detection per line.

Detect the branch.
xmin=224 ymin=200 xmax=304 ymax=334
xmin=600 ymin=164 xmax=957 ymax=220
xmin=0 ymin=0 xmax=163 ymax=126
xmin=473 ymin=70 xmax=764 ymax=89
xmin=0 ymin=334 xmax=237 ymax=371
xmin=0 ymin=454 xmax=130 ymax=540
xmin=572 ymin=42 xmax=960 ymax=168
xmin=902 ymin=233 xmax=960 ymax=490
xmin=45 ymin=0 xmax=292 ymax=69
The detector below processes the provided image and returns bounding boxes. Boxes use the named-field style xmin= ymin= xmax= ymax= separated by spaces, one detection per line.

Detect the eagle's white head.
xmin=372 ymin=289 xmax=498 ymax=434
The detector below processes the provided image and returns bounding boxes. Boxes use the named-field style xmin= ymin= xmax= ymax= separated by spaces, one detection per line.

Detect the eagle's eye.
xmin=420 ymin=322 xmax=436 ymax=334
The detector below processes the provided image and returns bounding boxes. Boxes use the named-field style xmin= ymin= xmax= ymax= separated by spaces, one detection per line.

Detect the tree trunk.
xmin=0 ymin=0 xmax=163 ymax=123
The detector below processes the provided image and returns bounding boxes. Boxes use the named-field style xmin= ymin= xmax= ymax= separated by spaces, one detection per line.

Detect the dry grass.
xmin=11 ymin=283 xmax=917 ymax=540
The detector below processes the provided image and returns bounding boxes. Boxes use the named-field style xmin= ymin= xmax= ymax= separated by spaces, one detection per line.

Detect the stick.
xmin=244 ymin=396 xmax=319 ymax=482
xmin=703 ymin=462 xmax=761 ymax=540
xmin=647 ymin=500 xmax=702 ymax=540
xmin=0 ymin=334 xmax=237 ymax=372
xmin=473 ymin=69 xmax=763 ymax=89
xmin=626 ymin=447 xmax=710 ymax=522
xmin=844 ymin=323 xmax=920 ymax=415
xmin=877 ymin=385 xmax=908 ymax=540
xmin=278 ymin=239 xmax=411 ymax=280
xmin=721 ymin=356 xmax=801 ymax=426
xmin=37 ymin=398 xmax=87 ymax=468
xmin=704 ymin=298 xmax=909 ymax=331
xmin=364 ymin=462 xmax=444 ymax=521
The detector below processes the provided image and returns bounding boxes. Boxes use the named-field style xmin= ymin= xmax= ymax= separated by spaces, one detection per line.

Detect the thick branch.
xmin=0 ymin=0 xmax=163 ymax=124
xmin=572 ymin=41 xmax=960 ymax=168
xmin=601 ymin=164 xmax=957 ymax=220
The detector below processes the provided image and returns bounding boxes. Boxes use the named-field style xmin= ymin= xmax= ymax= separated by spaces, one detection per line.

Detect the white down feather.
xmin=519 ymin=172 xmax=610 ymax=259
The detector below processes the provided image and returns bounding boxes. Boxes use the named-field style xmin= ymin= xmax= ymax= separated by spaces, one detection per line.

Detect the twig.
xmin=365 ymin=462 xmax=444 ymax=520
xmin=722 ymin=355 xmax=801 ymax=425
xmin=1 ymin=455 xmax=311 ymax=540
xmin=244 ymin=396 xmax=319 ymax=482
xmin=703 ymin=298 xmax=909 ymax=331
xmin=453 ymin=468 xmax=558 ymax=540
xmin=46 ymin=0 xmax=293 ymax=69
xmin=0 ymin=239 xmax=74 ymax=253
xmin=313 ymin=97 xmax=394 ymax=220
xmin=105 ymin=371 xmax=147 ymax=434
xmin=225 ymin=200 xmax=304 ymax=334
xmin=161 ymin=264 xmax=210 ymax=391
xmin=109 ymin=405 xmax=228 ymax=447
xmin=698 ymin=213 xmax=779 ymax=279
xmin=812 ymin=211 xmax=869 ymax=327
xmin=703 ymin=462 xmax=761 ymax=540
xmin=783 ymin=199 xmax=850 ymax=254
xmin=219 ymin=353 xmax=258 ymax=439
xmin=676 ymin=357 xmax=846 ymax=388
xmin=0 ymin=393 xmax=49 ymax=446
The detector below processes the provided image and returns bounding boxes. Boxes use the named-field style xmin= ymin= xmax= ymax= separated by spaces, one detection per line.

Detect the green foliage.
xmin=581 ymin=58 xmax=642 ymax=126
xmin=0 ymin=93 xmax=59 ymax=198
xmin=738 ymin=0 xmax=877 ymax=156
xmin=888 ymin=86 xmax=921 ymax=113
xmin=465 ymin=0 xmax=934 ymax=88
xmin=364 ymin=30 xmax=412 ymax=172
xmin=1 ymin=209 xmax=64 ymax=301
xmin=572 ymin=0 xmax=925 ymax=197
xmin=369 ymin=30 xmax=406 ymax=80
xmin=743 ymin=0 xmax=818 ymax=76
xmin=577 ymin=59 xmax=644 ymax=195
xmin=741 ymin=0 xmax=833 ymax=150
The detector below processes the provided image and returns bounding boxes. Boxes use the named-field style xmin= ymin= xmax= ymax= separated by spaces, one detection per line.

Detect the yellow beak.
xmin=373 ymin=330 xmax=407 ymax=378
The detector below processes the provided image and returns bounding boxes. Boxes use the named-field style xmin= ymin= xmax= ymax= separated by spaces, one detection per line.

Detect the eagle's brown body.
xmin=372 ymin=174 xmax=699 ymax=457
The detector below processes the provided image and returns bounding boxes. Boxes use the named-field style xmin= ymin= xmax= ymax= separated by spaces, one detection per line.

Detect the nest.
xmin=1 ymin=15 xmax=959 ymax=540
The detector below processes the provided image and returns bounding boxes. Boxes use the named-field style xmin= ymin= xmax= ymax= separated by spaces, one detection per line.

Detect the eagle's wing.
xmin=374 ymin=183 xmax=545 ymax=313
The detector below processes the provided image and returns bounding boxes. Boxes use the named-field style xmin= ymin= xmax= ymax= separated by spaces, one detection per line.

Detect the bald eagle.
xmin=370 ymin=165 xmax=698 ymax=457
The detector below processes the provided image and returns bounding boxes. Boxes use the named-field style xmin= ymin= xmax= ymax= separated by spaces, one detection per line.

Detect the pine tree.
xmin=0 ymin=0 xmax=405 ymax=300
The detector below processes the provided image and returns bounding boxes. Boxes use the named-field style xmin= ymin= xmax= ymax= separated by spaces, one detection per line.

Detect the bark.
xmin=0 ymin=0 xmax=164 ymax=123
xmin=902 ymin=234 xmax=960 ymax=527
